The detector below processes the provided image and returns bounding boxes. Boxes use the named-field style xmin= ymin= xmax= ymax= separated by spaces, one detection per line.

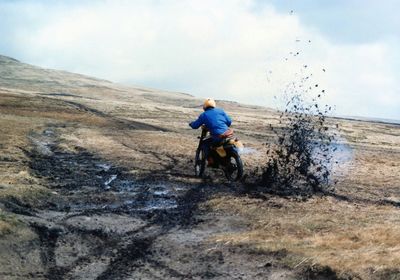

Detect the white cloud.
xmin=2 ymin=0 xmax=399 ymax=119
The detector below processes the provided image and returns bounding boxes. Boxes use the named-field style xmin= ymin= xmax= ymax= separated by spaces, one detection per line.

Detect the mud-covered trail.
xmin=1 ymin=125 xmax=296 ymax=280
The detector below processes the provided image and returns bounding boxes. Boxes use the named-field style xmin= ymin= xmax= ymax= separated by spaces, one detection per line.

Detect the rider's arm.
xmin=189 ymin=113 xmax=204 ymax=129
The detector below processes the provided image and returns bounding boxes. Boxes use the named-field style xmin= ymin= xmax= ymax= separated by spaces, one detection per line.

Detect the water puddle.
xmin=64 ymin=174 xmax=185 ymax=214
xmin=97 ymin=163 xmax=112 ymax=171
xmin=104 ymin=175 xmax=118 ymax=189
xmin=119 ymin=181 xmax=184 ymax=212
xmin=140 ymin=198 xmax=178 ymax=211
xmin=153 ymin=189 xmax=170 ymax=196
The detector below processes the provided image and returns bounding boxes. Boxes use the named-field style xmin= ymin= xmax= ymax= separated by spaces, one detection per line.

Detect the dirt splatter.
xmin=260 ymin=72 xmax=339 ymax=196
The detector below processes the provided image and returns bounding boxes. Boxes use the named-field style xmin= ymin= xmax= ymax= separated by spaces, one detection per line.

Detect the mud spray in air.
xmin=261 ymin=89 xmax=338 ymax=196
xmin=258 ymin=46 xmax=352 ymax=196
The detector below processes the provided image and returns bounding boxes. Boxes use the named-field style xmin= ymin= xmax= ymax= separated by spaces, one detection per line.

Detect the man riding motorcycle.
xmin=189 ymin=98 xmax=233 ymax=164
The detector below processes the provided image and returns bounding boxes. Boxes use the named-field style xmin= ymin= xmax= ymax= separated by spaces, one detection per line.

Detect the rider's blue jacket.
xmin=189 ymin=107 xmax=232 ymax=140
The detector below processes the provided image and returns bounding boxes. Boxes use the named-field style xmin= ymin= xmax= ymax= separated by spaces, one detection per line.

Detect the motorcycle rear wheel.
xmin=224 ymin=151 xmax=243 ymax=181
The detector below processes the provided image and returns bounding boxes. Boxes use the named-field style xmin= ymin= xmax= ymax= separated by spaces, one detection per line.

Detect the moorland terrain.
xmin=1 ymin=55 xmax=400 ymax=279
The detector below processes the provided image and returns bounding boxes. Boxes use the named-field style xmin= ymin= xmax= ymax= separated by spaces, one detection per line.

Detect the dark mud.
xmin=1 ymin=125 xmax=208 ymax=279
xmin=259 ymin=69 xmax=340 ymax=196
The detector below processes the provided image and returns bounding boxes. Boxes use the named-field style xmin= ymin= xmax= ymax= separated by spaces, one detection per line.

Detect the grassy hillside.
xmin=0 ymin=55 xmax=399 ymax=279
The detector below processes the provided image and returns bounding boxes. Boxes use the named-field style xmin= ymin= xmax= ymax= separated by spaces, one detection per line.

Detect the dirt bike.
xmin=194 ymin=127 xmax=244 ymax=181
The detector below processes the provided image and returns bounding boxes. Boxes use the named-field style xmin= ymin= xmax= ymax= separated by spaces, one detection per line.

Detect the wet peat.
xmin=260 ymin=83 xmax=338 ymax=196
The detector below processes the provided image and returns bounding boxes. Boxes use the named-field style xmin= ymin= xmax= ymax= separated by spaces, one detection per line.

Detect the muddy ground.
xmin=1 ymin=55 xmax=400 ymax=279
xmin=1 ymin=123 xmax=305 ymax=280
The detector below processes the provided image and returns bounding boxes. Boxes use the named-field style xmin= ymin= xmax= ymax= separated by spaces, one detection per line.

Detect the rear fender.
xmin=229 ymin=139 xmax=244 ymax=153
xmin=223 ymin=144 xmax=237 ymax=154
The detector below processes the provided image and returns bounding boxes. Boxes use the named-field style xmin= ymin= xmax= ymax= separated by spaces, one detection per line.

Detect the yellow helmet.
xmin=203 ymin=98 xmax=216 ymax=110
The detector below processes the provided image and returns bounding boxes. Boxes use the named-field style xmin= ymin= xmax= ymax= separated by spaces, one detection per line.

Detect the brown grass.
xmin=0 ymin=210 xmax=21 ymax=236
xmin=207 ymin=190 xmax=400 ymax=277
xmin=60 ymin=126 xmax=195 ymax=175
xmin=0 ymin=93 xmax=109 ymax=126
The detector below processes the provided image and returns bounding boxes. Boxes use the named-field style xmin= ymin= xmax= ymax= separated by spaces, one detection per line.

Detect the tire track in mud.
xmin=30 ymin=223 xmax=69 ymax=279
xmin=95 ymin=236 xmax=154 ymax=280
xmin=14 ymin=125 xmax=209 ymax=279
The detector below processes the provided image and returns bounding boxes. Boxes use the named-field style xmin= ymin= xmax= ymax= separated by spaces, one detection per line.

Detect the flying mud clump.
xmin=261 ymin=77 xmax=338 ymax=196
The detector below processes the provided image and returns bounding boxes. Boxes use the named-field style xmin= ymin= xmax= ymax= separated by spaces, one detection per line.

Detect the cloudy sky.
xmin=1 ymin=0 xmax=399 ymax=120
